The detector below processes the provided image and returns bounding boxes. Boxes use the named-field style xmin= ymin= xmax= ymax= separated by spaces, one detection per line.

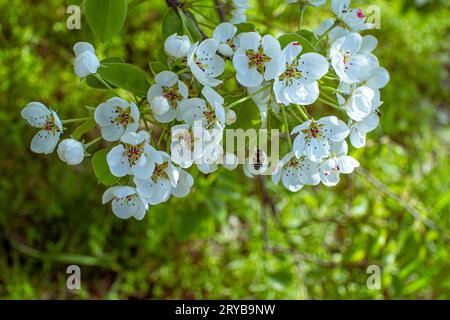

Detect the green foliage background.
xmin=0 ymin=0 xmax=449 ymax=299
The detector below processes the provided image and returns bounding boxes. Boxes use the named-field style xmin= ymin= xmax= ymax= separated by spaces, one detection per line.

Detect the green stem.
xmin=315 ymin=21 xmax=337 ymax=49
xmin=300 ymin=105 xmax=310 ymax=118
xmin=295 ymin=105 xmax=309 ymax=121
xmin=62 ymin=117 xmax=90 ymax=124
xmin=298 ymin=5 xmax=306 ymax=31
xmin=95 ymin=73 xmax=119 ymax=97
xmin=322 ymin=86 xmax=344 ymax=94
xmin=287 ymin=107 xmax=303 ymax=123
xmin=84 ymin=136 xmax=102 ymax=149
xmin=318 ymin=97 xmax=343 ymax=112
xmin=177 ymin=67 xmax=190 ymax=75
xmin=281 ymin=106 xmax=293 ymax=148
xmin=226 ymin=85 xmax=271 ymax=109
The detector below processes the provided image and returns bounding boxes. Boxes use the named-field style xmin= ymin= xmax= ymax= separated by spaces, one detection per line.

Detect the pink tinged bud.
xmin=357 ymin=9 xmax=365 ymax=19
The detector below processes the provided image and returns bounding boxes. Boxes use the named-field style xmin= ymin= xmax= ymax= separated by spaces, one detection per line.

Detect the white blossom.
xmin=272 ymin=152 xmax=321 ymax=192
xmin=106 ymin=131 xmax=163 ymax=179
xmin=331 ymin=0 xmax=372 ymax=31
xmin=179 ymin=86 xmax=225 ymax=131
xmin=102 ymin=186 xmax=148 ymax=220
xmin=147 ymin=71 xmax=188 ymax=123
xmin=57 ymin=139 xmax=84 ymax=165
xmin=164 ymin=33 xmax=191 ymax=59
xmin=291 ymin=116 xmax=350 ymax=162
xmin=170 ymin=124 xmax=211 ymax=169
xmin=213 ymin=23 xmax=238 ymax=57
xmin=230 ymin=0 xmax=250 ymax=24
xmin=21 ymin=102 xmax=63 ymax=154
xmin=73 ymin=42 xmax=100 ymax=78
xmin=330 ymin=33 xmax=378 ymax=84
xmin=134 ymin=152 xmax=195 ymax=205
xmin=187 ymin=39 xmax=226 ymax=87
xmin=349 ymin=110 xmax=380 ymax=148
xmin=94 ymin=97 xmax=140 ymax=142
xmin=319 ymin=154 xmax=359 ymax=186
xmin=233 ymin=32 xmax=283 ymax=88
xmin=337 ymin=84 xmax=381 ymax=121
xmin=274 ymin=41 xmax=329 ymax=106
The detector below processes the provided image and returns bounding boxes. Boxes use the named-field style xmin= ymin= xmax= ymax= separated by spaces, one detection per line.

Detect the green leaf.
xmin=230 ymin=99 xmax=262 ymax=131
xmin=85 ymin=0 xmax=127 ymax=42
xmin=277 ymin=33 xmax=316 ymax=53
xmin=162 ymin=9 xmax=183 ymax=39
xmin=180 ymin=12 xmax=202 ymax=42
xmin=92 ymin=148 xmax=118 ymax=186
xmin=149 ymin=61 xmax=166 ymax=76
xmin=72 ymin=119 xmax=96 ymax=140
xmin=235 ymin=23 xmax=256 ymax=34
xmin=85 ymin=58 xmax=123 ymax=89
xmin=98 ymin=62 xmax=149 ymax=97
xmin=297 ymin=29 xmax=316 ymax=43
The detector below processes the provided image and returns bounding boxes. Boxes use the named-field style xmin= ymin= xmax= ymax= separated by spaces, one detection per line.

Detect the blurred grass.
xmin=0 ymin=0 xmax=449 ymax=299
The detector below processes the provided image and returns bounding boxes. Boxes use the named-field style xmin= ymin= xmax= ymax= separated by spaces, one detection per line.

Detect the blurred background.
xmin=0 ymin=0 xmax=449 ymax=299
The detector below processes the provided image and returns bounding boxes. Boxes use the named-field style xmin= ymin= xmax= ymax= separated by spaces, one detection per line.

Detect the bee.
xmin=253 ymin=149 xmax=265 ymax=171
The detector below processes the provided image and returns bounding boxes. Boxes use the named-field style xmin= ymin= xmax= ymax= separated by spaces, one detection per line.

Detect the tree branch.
xmin=214 ymin=0 xmax=226 ymax=22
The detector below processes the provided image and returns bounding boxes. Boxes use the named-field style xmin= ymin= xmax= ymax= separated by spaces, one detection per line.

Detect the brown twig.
xmin=214 ymin=0 xmax=226 ymax=22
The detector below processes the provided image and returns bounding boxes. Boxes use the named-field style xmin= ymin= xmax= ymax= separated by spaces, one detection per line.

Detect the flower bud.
xmin=164 ymin=33 xmax=191 ymax=59
xmin=73 ymin=42 xmax=100 ymax=78
xmin=225 ymin=109 xmax=237 ymax=125
xmin=57 ymin=139 xmax=85 ymax=165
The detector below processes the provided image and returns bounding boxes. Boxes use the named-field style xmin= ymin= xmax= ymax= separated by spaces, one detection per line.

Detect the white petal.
xmin=306 ymin=137 xmax=330 ymax=162
xmin=282 ymin=167 xmax=303 ymax=192
xmin=360 ymin=35 xmax=378 ymax=53
xmin=73 ymin=42 xmax=95 ymax=56
xmin=155 ymin=70 xmax=178 ymax=87
xmin=151 ymin=96 xmax=171 ymax=116
xmin=238 ymin=32 xmax=261 ymax=52
xmin=112 ymin=197 xmax=136 ymax=219
xmin=338 ymin=155 xmax=360 ymax=174
xmin=281 ymin=42 xmax=302 ymax=64
xmin=350 ymin=126 xmax=366 ymax=148
xmin=262 ymin=35 xmax=281 ymax=58
xmin=21 ymin=102 xmax=51 ymax=127
xmin=319 ymin=116 xmax=350 ymax=141
xmin=366 ymin=67 xmax=390 ymax=90
xmin=101 ymin=124 xmax=125 ymax=142
xmin=213 ymin=23 xmax=237 ymax=43
xmin=236 ymin=68 xmax=264 ymax=87
xmin=341 ymin=32 xmax=363 ymax=54
xmin=147 ymin=178 xmax=172 ymax=205
xmin=232 ymin=51 xmax=250 ymax=74
xmin=31 ymin=130 xmax=59 ymax=154
xmin=132 ymin=157 xmax=155 ymax=180
xmin=202 ymin=86 xmax=224 ymax=107
xmin=299 ymin=53 xmax=329 ymax=81
xmin=171 ymin=170 xmax=194 ymax=198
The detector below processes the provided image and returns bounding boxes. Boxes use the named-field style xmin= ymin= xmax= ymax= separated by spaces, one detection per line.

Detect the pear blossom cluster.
xmin=21 ymin=0 xmax=389 ymax=219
